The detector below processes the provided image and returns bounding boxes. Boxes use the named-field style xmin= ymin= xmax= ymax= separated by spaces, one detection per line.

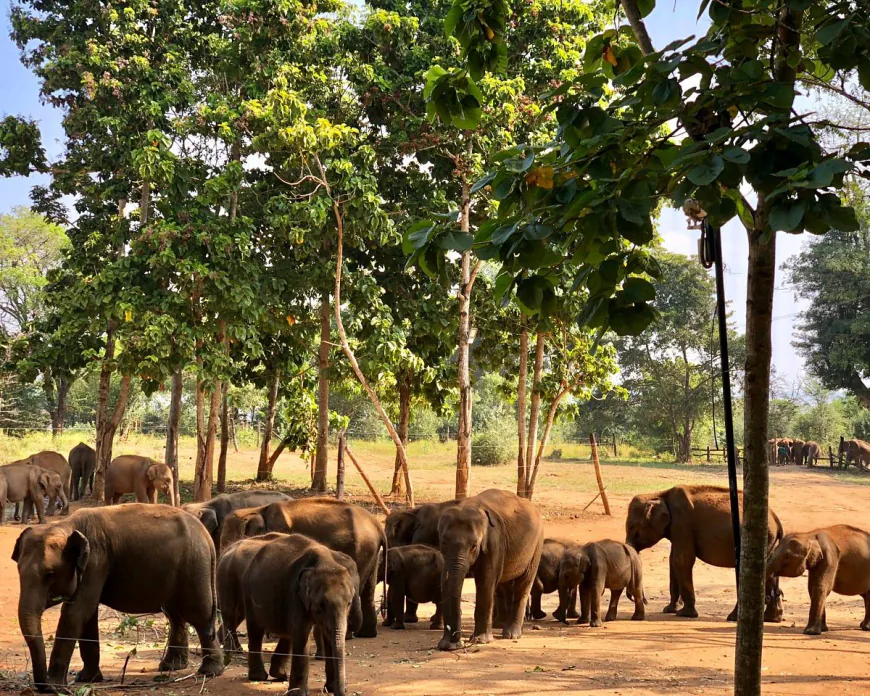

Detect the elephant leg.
xmin=45 ymin=597 xmax=101 ymax=690
xmin=160 ymin=614 xmax=190 ymax=672
xmin=468 ymin=565 xmax=496 ymax=645
xmin=492 ymin=586 xmax=506 ymax=629
xmin=764 ymin=576 xmax=784 ymax=623
xmin=804 ymin=580 xmax=830 ymax=635
xmin=188 ymin=617 xmax=223 ymax=676
xmin=589 ymin=576 xmax=606 ymax=627
xmin=530 ymin=582 xmax=547 ymax=621
xmin=148 ymin=486 xmax=158 ymax=504
xmin=577 ymin=584 xmax=591 ymax=625
xmin=430 ymin=601 xmax=443 ymax=630
xmin=134 ymin=482 xmax=150 ymax=504
xmin=822 ymin=609 xmax=829 ymax=632
xmin=663 ymin=556 xmax=683 ymax=614
xmin=567 ymin=587 xmax=580 ymax=619
xmin=314 ymin=628 xmax=325 ymax=660
xmin=726 ymin=601 xmax=739 ymax=622
xmin=322 ymin=626 xmax=337 ymax=694
xmin=604 ymin=588 xmax=622 ymax=622
xmin=75 ymin=609 xmax=103 ymax=684
xmin=286 ymin=624 xmax=312 ymax=695
xmin=221 ymin=610 xmax=243 ymax=656
xmin=245 ymin=620 xmax=269 ymax=681
xmin=631 ymin=581 xmax=645 ymax=621
xmin=861 ymin=593 xmax=870 ymax=631
xmin=13 ymin=501 xmax=20 ymax=521
xmin=269 ymin=637 xmax=290 ymax=681
xmin=387 ymin=579 xmax=405 ymax=630
xmin=45 ymin=494 xmax=56 ymax=517
xmin=502 ymin=568 xmax=537 ymax=641
xmin=404 ymin=599 xmax=419 ymax=624
xmin=356 ymin=563 xmax=378 ymax=638
xmin=672 ymin=553 xmax=698 ymax=618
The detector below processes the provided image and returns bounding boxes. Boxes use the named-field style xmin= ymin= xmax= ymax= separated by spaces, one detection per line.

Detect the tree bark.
xmin=45 ymin=373 xmax=69 ymax=438
xmin=390 ymin=372 xmax=413 ymax=497
xmin=257 ymin=368 xmax=280 ymax=482
xmin=193 ymin=376 xmax=221 ymax=502
xmin=525 ymin=332 xmax=545 ymax=491
xmin=676 ymin=429 xmax=693 ymax=463
xmin=230 ymin=407 xmax=239 ymax=452
xmin=516 ymin=326 xmax=529 ymax=497
xmin=165 ymin=369 xmax=182 ymax=506
xmin=93 ymin=371 xmax=132 ymax=501
xmin=527 ymin=386 xmax=568 ymax=501
xmin=217 ymin=383 xmax=229 ymax=493
xmin=313 ymin=290 xmax=331 ymax=492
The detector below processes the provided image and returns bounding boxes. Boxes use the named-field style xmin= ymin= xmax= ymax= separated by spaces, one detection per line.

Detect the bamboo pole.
xmin=336 ymin=432 xmax=346 ymax=501
xmin=589 ymin=433 xmax=611 ymax=516
xmin=345 ymin=445 xmax=390 ymax=516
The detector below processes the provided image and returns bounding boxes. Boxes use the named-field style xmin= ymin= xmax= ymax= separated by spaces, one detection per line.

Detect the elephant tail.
xmin=379 ymin=529 xmax=388 ymax=618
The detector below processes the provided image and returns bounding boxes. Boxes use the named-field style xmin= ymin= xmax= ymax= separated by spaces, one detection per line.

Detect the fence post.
xmin=345 ymin=445 xmax=391 ymax=515
xmin=828 ymin=447 xmax=835 ymax=468
xmin=589 ymin=433 xmax=611 ymax=516
xmin=612 ymin=434 xmax=618 ymax=458
xmin=707 ymin=446 xmax=711 ymax=463
xmin=839 ymin=436 xmax=845 ymax=469
xmin=336 ymin=432 xmax=346 ymax=500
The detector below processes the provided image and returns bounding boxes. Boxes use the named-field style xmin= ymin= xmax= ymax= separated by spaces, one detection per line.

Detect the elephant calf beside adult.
xmin=69 ymin=443 xmax=96 ymax=500
xmin=220 ymin=497 xmax=385 ymax=637
xmin=1 ymin=464 xmax=67 ymax=525
xmin=437 ymin=489 xmax=543 ymax=651
xmin=625 ymin=484 xmax=784 ymax=622
xmin=13 ymin=504 xmax=223 ymax=693
xmin=184 ymin=490 xmax=290 ymax=547
xmin=104 ymin=455 xmax=176 ymax=506
xmin=9 ymin=451 xmax=71 ymax=517
xmin=840 ymin=439 xmax=870 ymax=470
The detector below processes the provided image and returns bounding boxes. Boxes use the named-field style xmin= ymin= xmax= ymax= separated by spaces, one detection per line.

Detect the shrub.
xmin=471 ymin=430 xmax=513 ymax=467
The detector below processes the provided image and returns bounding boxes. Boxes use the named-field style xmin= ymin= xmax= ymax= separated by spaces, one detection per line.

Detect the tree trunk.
xmin=257 ymin=368 xmax=280 ymax=482
xmin=525 ymin=332 xmax=545 ymax=491
xmin=217 ymin=383 xmax=229 ymax=493
xmin=193 ymin=376 xmax=221 ymax=502
xmin=46 ymin=373 xmax=69 ymax=438
xmin=230 ymin=407 xmax=239 ymax=452
xmin=390 ymin=372 xmax=412 ymax=497
xmin=267 ymin=435 xmax=291 ymax=470
xmin=527 ymin=386 xmax=568 ymax=501
xmin=516 ymin=326 xmax=529 ymax=497
xmin=313 ymin=290 xmax=330 ymax=492
xmin=93 ymin=372 xmax=132 ymax=501
xmin=165 ymin=369 xmax=182 ymax=506
xmin=676 ymin=430 xmax=693 ymax=463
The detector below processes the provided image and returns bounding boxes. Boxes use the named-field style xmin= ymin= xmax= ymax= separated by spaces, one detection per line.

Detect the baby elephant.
xmin=1 ymin=465 xmax=67 ymax=524
xmin=530 ymin=539 xmax=581 ymax=622
xmin=768 ymin=525 xmax=870 ymax=635
xmin=105 ymin=455 xmax=176 ymax=506
xmin=383 ymin=545 xmax=443 ymax=630
xmin=560 ymin=539 xmax=645 ymax=627
xmin=217 ymin=532 xmax=358 ymax=696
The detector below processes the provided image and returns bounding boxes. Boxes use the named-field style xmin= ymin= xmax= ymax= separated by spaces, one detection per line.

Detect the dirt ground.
xmin=3 ymin=462 xmax=870 ymax=695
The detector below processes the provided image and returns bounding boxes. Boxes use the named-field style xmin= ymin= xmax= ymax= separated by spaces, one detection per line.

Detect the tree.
xmin=789 ymin=187 xmax=870 ymax=409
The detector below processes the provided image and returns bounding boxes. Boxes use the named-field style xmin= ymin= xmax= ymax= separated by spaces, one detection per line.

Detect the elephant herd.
xmin=770 ymin=435 xmax=870 ymax=469
xmin=10 ymin=478 xmax=870 ymax=694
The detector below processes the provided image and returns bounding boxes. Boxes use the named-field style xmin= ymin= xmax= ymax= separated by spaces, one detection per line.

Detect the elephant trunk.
xmin=331 ymin=626 xmax=347 ymax=696
xmin=439 ymin=556 xmax=469 ymax=649
xmin=59 ymin=488 xmax=69 ymax=514
xmin=19 ymin=602 xmax=49 ymax=692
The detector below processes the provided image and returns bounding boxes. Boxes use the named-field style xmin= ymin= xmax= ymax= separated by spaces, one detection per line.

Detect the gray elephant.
xmin=383 ymin=544 xmax=444 ymax=630
xmin=13 ymin=504 xmax=224 ymax=693
xmin=184 ymin=490 xmax=290 ymax=547
xmin=1 ymin=464 xmax=67 ymax=525
xmin=804 ymin=441 xmax=821 ymax=467
xmin=437 ymin=489 xmax=544 ymax=650
xmin=768 ymin=525 xmax=870 ymax=634
xmin=840 ymin=439 xmax=870 ymax=470
xmin=105 ymin=455 xmax=176 ymax=506
xmin=217 ymin=532 xmax=357 ymax=695
xmin=792 ymin=439 xmax=806 ymax=466
xmin=626 ymin=485 xmax=784 ymax=621
xmin=559 ymin=540 xmax=645 ymax=626
xmin=530 ymin=538 xmax=581 ymax=622
xmin=69 ymin=443 xmax=96 ymax=500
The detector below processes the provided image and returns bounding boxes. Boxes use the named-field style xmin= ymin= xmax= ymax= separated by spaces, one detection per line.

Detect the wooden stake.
xmin=336 ymin=432 xmax=346 ymax=501
xmin=589 ymin=433 xmax=611 ymax=516
xmin=345 ymin=445 xmax=390 ymax=516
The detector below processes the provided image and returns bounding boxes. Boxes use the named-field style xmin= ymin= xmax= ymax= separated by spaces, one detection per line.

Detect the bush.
xmin=471 ymin=430 xmax=513 ymax=466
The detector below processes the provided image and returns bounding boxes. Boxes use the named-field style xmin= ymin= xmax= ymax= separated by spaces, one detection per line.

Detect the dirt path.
xmin=3 ymin=466 xmax=870 ymax=694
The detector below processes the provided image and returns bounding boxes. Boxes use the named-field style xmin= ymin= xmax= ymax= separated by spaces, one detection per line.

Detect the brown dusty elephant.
xmin=184 ymin=490 xmax=290 ymax=547
xmin=383 ymin=544 xmax=443 ymax=630
xmin=804 ymin=441 xmax=821 ymax=467
xmin=777 ymin=438 xmax=793 ymax=466
xmin=1 ymin=465 xmax=67 ymax=525
xmin=10 ymin=452 xmax=72 ymax=518
xmin=625 ymin=485 xmax=784 ymax=621
xmin=69 ymin=443 xmax=96 ymax=501
xmin=768 ymin=525 xmax=870 ymax=635
xmin=530 ymin=538 xmax=581 ymax=622
xmin=559 ymin=540 xmax=645 ymax=626
xmin=792 ymin=439 xmax=806 ymax=466
xmin=217 ymin=532 xmax=357 ymax=695
xmin=13 ymin=504 xmax=224 ymax=693
xmin=437 ymin=489 xmax=544 ymax=651
xmin=840 ymin=439 xmax=870 ymax=470
xmin=220 ymin=497 xmax=385 ymax=638
xmin=104 ymin=455 xmax=176 ymax=506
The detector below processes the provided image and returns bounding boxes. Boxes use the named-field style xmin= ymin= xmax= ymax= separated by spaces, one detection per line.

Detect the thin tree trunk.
xmin=93 ymin=323 xmax=121 ymax=501
xmin=257 ymin=368 xmax=280 ymax=482
xmin=217 ymin=383 xmax=229 ymax=493
xmin=527 ymin=386 xmax=568 ymax=500
xmin=46 ymin=373 xmax=69 ymax=438
xmin=313 ymin=290 xmax=330 ymax=492
xmin=93 ymin=372 xmax=132 ymax=501
xmin=165 ymin=369 xmax=182 ymax=506
xmin=516 ymin=326 xmax=529 ymax=497
xmin=525 ymin=332 xmax=545 ymax=491
xmin=193 ymin=376 xmax=221 ymax=502
xmin=267 ymin=435 xmax=291 ymax=470
xmin=230 ymin=407 xmax=239 ymax=452
xmin=390 ymin=372 xmax=412 ymax=496
xmin=676 ymin=430 xmax=693 ymax=463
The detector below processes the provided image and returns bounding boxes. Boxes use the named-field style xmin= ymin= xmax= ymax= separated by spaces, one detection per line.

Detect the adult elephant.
xmin=804 ymin=441 xmax=821 ymax=467
xmin=9 ymin=452 xmax=72 ymax=517
xmin=1 ymin=465 xmax=67 ymax=524
xmin=69 ymin=443 xmax=96 ymax=501
xmin=13 ymin=504 xmax=223 ymax=692
xmin=625 ymin=485 xmax=784 ymax=621
xmin=220 ymin=497 xmax=385 ymax=637
xmin=437 ymin=489 xmax=543 ymax=651
xmin=792 ymin=439 xmax=806 ymax=466
xmin=184 ymin=490 xmax=290 ymax=547
xmin=104 ymin=455 xmax=175 ymax=506
xmin=840 ymin=439 xmax=870 ymax=470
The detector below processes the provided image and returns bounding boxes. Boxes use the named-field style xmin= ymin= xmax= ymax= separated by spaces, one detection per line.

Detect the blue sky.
xmin=0 ymin=0 xmax=808 ymax=388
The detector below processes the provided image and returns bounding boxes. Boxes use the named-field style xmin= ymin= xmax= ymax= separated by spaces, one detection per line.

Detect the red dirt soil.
xmin=2 ymin=466 xmax=870 ymax=695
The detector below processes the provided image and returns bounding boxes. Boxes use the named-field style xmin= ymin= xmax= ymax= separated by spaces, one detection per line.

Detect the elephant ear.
xmin=646 ymin=500 xmax=670 ymax=536
xmin=243 ymin=514 xmax=266 ymax=538
xmin=146 ymin=465 xmax=159 ymax=482
xmin=807 ymin=532 xmax=839 ymax=569
xmin=63 ymin=530 xmax=91 ymax=583
xmin=12 ymin=527 xmax=33 ymax=563
xmin=483 ymin=508 xmax=497 ymax=528
xmin=199 ymin=509 xmax=219 ymax=533
xmin=38 ymin=471 xmax=53 ymax=491
xmin=292 ymin=550 xmax=322 ymax=611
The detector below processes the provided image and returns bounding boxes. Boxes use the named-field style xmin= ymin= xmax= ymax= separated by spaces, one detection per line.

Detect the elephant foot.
xmin=589 ymin=619 xmax=602 ymax=628
xmin=248 ymin=667 xmax=270 ymax=682
xmin=382 ymin=616 xmax=394 ymax=627
xmin=631 ymin=611 xmax=645 ymax=621
xmin=437 ymin=637 xmax=463 ymax=651
xmin=531 ymin=609 xmax=547 ymax=621
xmin=663 ymin=603 xmax=680 ymax=614
xmin=429 ymin=620 xmax=443 ymax=630
xmin=390 ymin=623 xmax=406 ymax=630
xmin=604 ymin=612 xmax=617 ymax=622
xmin=159 ymin=651 xmax=189 ymax=672
xmin=726 ymin=608 xmax=738 ymax=622
xmin=403 ymin=612 xmax=419 ymax=624
xmin=764 ymin=597 xmax=784 ymax=624
xmin=469 ymin=630 xmax=494 ymax=645
xmin=199 ymin=655 xmax=225 ymax=677
xmin=676 ymin=606 xmax=699 ymax=619
xmin=566 ymin=608 xmax=580 ymax=619
xmin=75 ymin=667 xmax=104 ymax=684
xmin=576 ymin=616 xmax=589 ymax=625
xmin=803 ymin=625 xmax=822 ymax=636
xmin=501 ymin=624 xmax=522 ymax=640
xmin=268 ymin=665 xmax=288 ymax=681
xmin=355 ymin=619 xmax=378 ymax=638
xmin=286 ymin=689 xmax=309 ymax=696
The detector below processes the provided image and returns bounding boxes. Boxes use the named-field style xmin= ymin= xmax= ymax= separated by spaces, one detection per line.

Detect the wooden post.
xmin=612 ymin=434 xmax=617 ymax=458
xmin=345 ymin=445 xmax=390 ymax=515
xmin=829 ymin=447 xmax=835 ymax=468
xmin=589 ymin=434 xmax=611 ymax=516
xmin=336 ymin=432 xmax=346 ymax=501
xmin=839 ymin=436 xmax=845 ymax=469
xmin=707 ymin=446 xmax=711 ymax=463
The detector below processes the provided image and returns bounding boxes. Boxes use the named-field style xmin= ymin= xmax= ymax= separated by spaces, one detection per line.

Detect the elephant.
xmin=777 ymin=438 xmax=793 ymax=466
xmin=184 ymin=490 xmax=290 ymax=547
xmin=1 ymin=465 xmax=67 ymax=525
xmin=437 ymin=488 xmax=544 ymax=651
xmin=217 ymin=532 xmax=357 ymax=695
xmin=559 ymin=540 xmax=645 ymax=626
xmin=384 ymin=499 xmax=457 ymax=623
xmin=220 ymin=497 xmax=385 ymax=638
xmin=104 ymin=455 xmax=176 ymax=506
xmin=768 ymin=525 xmax=870 ymax=635
xmin=840 ymin=439 xmax=870 ymax=470
xmin=13 ymin=504 xmax=224 ymax=693
xmin=625 ymin=484 xmax=784 ymax=621
xmin=804 ymin=441 xmax=821 ymax=467
xmin=9 ymin=452 xmax=72 ymax=518
xmin=383 ymin=544 xmax=443 ymax=630
xmin=69 ymin=443 xmax=96 ymax=501
xmin=530 ymin=538 xmax=582 ymax=622
xmin=792 ymin=439 xmax=806 ymax=466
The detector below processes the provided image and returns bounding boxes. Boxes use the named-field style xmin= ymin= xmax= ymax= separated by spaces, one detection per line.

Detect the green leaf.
xmin=516 ymin=278 xmax=545 ymax=314
xmin=722 ymin=147 xmax=750 ymax=164
xmin=493 ymin=272 xmax=515 ymax=301
xmin=609 ymin=302 xmax=657 ymax=336
xmin=816 ymin=17 xmax=850 ymax=46
xmin=820 ymin=201 xmax=859 ymax=231
xmin=687 ymin=154 xmax=724 ymax=185
xmin=768 ymin=200 xmax=807 ymax=232
xmin=444 ymin=4 xmax=462 ymax=37
xmin=437 ymin=232 xmax=474 ymax=251
xmin=637 ymin=0 xmax=655 ymax=18
xmin=471 ymin=172 xmax=496 ymax=194
xmin=620 ymin=277 xmax=656 ymax=303
xmin=523 ymin=223 xmax=554 ymax=241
